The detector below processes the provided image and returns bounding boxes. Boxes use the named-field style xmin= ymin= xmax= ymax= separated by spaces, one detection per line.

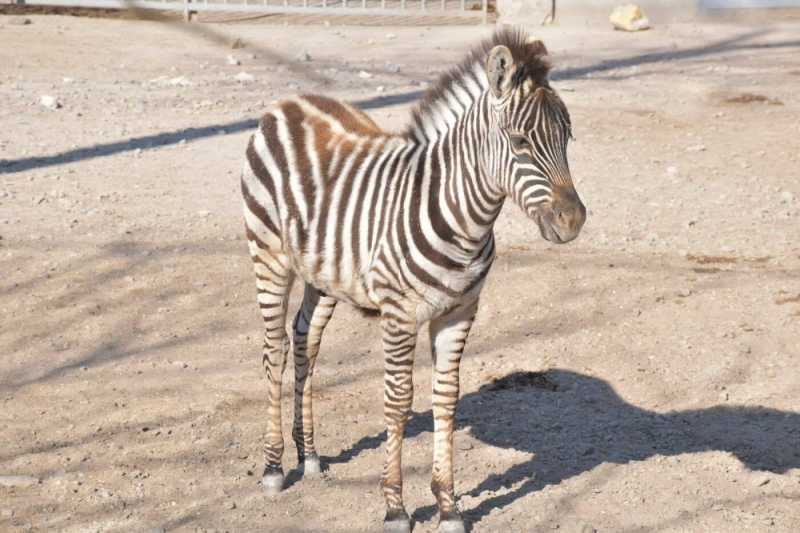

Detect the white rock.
xmin=376 ymin=86 xmax=385 ymax=93
xmin=0 ymin=475 xmax=40 ymax=487
xmin=386 ymin=64 xmax=400 ymax=74
xmin=358 ymin=71 xmax=373 ymax=79
xmin=226 ymin=55 xmax=240 ymax=66
xmin=666 ymin=166 xmax=678 ymax=175
xmin=780 ymin=190 xmax=794 ymax=203
xmin=686 ymin=144 xmax=706 ymax=152
xmin=169 ymin=76 xmax=191 ymax=87
xmin=386 ymin=33 xmax=396 ymax=39
xmin=610 ymin=4 xmax=650 ymax=32
xmin=234 ymin=72 xmax=255 ymax=83
xmin=198 ymin=210 xmax=211 ymax=217
xmin=40 ymin=95 xmax=61 ymax=109
xmin=296 ymin=50 xmax=311 ymax=62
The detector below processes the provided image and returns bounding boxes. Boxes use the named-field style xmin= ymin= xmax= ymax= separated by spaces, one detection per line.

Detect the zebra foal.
xmin=241 ymin=29 xmax=585 ymax=533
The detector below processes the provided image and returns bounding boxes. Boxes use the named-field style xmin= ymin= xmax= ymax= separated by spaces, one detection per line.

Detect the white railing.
xmin=10 ymin=0 xmax=490 ymax=22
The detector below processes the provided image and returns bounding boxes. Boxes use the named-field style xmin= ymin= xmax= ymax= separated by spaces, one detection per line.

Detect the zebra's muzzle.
xmin=535 ymin=195 xmax=586 ymax=244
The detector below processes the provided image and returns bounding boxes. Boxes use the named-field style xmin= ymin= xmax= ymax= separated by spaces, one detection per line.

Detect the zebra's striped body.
xmin=241 ymin=29 xmax=585 ymax=533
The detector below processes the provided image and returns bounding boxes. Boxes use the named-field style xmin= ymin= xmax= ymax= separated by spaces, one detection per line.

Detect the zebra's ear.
xmin=486 ymin=45 xmax=516 ymax=98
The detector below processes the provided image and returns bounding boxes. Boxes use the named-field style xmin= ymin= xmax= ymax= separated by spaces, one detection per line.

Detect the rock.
xmin=296 ymin=50 xmax=311 ymax=62
xmin=173 ymin=361 xmax=188 ymax=369
xmin=226 ymin=55 xmax=240 ymax=66
xmin=147 ymin=527 xmax=166 ymax=533
xmin=234 ymin=72 xmax=255 ymax=83
xmin=577 ymin=443 xmax=594 ymax=456
xmin=386 ymin=33 xmax=396 ymax=39
xmin=386 ymin=64 xmax=400 ymax=74
xmin=580 ymin=524 xmax=597 ymax=533
xmin=376 ymin=86 xmax=385 ymax=93
xmin=0 ymin=475 xmax=41 ymax=487
xmin=678 ymin=288 xmax=692 ymax=297
xmin=686 ymin=144 xmax=706 ymax=152
xmin=666 ymin=166 xmax=679 ymax=175
xmin=40 ymin=95 xmax=61 ymax=110
xmin=1 ymin=509 xmax=13 ymax=517
xmin=230 ymin=37 xmax=244 ymax=49
xmin=456 ymin=438 xmax=473 ymax=450
xmin=224 ymin=501 xmax=236 ymax=510
xmin=780 ymin=190 xmax=794 ymax=203
xmin=610 ymin=4 xmax=650 ymax=32
xmin=358 ymin=71 xmax=373 ymax=79
xmin=8 ymin=17 xmax=31 ymax=25
xmin=197 ymin=210 xmax=211 ymax=217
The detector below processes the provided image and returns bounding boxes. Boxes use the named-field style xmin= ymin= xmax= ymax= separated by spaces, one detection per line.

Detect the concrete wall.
xmin=495 ymin=0 xmax=800 ymax=26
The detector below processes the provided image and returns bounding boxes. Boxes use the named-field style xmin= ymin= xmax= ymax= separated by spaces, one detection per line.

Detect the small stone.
xmin=376 ymin=86 xmax=385 ymax=93
xmin=40 ymin=95 xmax=61 ymax=109
xmin=226 ymin=55 xmax=240 ymax=66
xmin=610 ymin=4 xmax=650 ymax=32
xmin=755 ymin=475 xmax=770 ymax=487
xmin=0 ymin=475 xmax=40 ymax=487
xmin=780 ymin=190 xmax=794 ymax=203
xmin=580 ymin=524 xmax=596 ymax=533
xmin=122 ymin=508 xmax=133 ymax=519
xmin=666 ymin=166 xmax=679 ymax=175
xmin=224 ymin=501 xmax=236 ymax=510
xmin=148 ymin=527 xmax=165 ymax=533
xmin=386 ymin=33 xmax=396 ymax=39
xmin=1 ymin=509 xmax=13 ymax=517
xmin=220 ymin=299 xmax=229 ymax=307
xmin=358 ymin=71 xmax=373 ymax=79
xmin=234 ymin=72 xmax=255 ymax=83
xmin=230 ymin=37 xmax=244 ymax=49
xmin=678 ymin=288 xmax=692 ymax=297
xmin=217 ymin=488 xmax=229 ymax=498
xmin=197 ymin=210 xmax=211 ymax=217
xmin=8 ymin=17 xmax=32 ymax=25
xmin=718 ymin=391 xmax=729 ymax=401
xmin=386 ymin=64 xmax=400 ymax=74
xmin=173 ymin=361 xmax=188 ymax=369
xmin=456 ymin=438 xmax=473 ymax=450
xmin=686 ymin=144 xmax=706 ymax=152
xmin=296 ymin=50 xmax=311 ymax=62
xmin=577 ymin=443 xmax=594 ymax=456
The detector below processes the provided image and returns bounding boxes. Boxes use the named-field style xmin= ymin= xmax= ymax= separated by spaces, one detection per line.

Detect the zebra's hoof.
xmin=301 ymin=457 xmax=322 ymax=477
xmin=439 ymin=519 xmax=466 ymax=533
xmin=384 ymin=519 xmax=412 ymax=533
xmin=261 ymin=473 xmax=284 ymax=495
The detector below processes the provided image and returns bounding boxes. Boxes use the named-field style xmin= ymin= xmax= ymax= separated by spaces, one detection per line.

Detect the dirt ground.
xmin=1 ymin=12 xmax=799 ymax=533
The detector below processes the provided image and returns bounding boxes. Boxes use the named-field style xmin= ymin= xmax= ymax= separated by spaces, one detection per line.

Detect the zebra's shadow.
xmin=322 ymin=369 xmax=799 ymax=529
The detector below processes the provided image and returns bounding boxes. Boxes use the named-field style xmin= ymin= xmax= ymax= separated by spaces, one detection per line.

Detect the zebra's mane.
xmin=407 ymin=28 xmax=553 ymax=136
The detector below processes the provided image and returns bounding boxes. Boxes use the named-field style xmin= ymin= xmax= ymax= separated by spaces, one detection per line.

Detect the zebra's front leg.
xmin=292 ymin=284 xmax=337 ymax=478
xmin=428 ymin=299 xmax=479 ymax=533
xmin=251 ymin=250 xmax=295 ymax=496
xmin=380 ymin=313 xmax=419 ymax=533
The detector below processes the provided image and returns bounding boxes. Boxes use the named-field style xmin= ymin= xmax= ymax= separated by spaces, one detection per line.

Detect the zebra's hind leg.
xmin=379 ymin=312 xmax=419 ymax=533
xmin=292 ymin=284 xmax=337 ymax=477
xmin=428 ymin=299 xmax=479 ymax=533
xmin=249 ymin=241 xmax=295 ymax=496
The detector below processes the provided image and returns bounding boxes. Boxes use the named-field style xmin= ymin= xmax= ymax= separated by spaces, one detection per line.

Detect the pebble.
xmin=40 ymin=95 xmax=61 ymax=109
xmin=386 ymin=33 xmax=397 ymax=39
xmin=148 ymin=527 xmax=165 ymax=533
xmin=0 ymin=475 xmax=41 ymax=487
xmin=296 ymin=50 xmax=311 ymax=62
xmin=230 ymin=37 xmax=244 ymax=49
xmin=224 ymin=501 xmax=236 ymax=510
xmin=172 ymin=361 xmax=188 ymax=369
xmin=376 ymin=86 xmax=385 ymax=93
xmin=386 ymin=64 xmax=400 ymax=74
xmin=1 ymin=509 xmax=13 ymax=517
xmin=8 ymin=17 xmax=31 ymax=25
xmin=780 ymin=190 xmax=794 ymax=203
xmin=456 ymin=438 xmax=473 ymax=450
xmin=226 ymin=55 xmax=240 ymax=66
xmin=358 ymin=71 xmax=373 ymax=79
xmin=577 ymin=443 xmax=594 ymax=456
xmin=198 ymin=210 xmax=211 ymax=217
xmin=686 ymin=144 xmax=706 ymax=152
xmin=678 ymin=288 xmax=692 ymax=297
xmin=234 ymin=72 xmax=255 ymax=83
xmin=666 ymin=166 xmax=678 ymax=175
xmin=580 ymin=524 xmax=596 ymax=533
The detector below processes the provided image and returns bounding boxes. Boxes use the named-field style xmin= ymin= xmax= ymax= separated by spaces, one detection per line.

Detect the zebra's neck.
xmin=399 ymin=63 xmax=505 ymax=264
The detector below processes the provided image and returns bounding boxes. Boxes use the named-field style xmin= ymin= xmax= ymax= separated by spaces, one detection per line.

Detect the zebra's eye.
xmin=510 ymin=135 xmax=531 ymax=152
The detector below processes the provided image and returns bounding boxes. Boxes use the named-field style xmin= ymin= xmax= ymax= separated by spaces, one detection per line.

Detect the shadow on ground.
xmin=322 ymin=369 xmax=799 ymax=529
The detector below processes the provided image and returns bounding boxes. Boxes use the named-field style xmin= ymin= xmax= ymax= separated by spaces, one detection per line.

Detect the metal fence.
xmin=11 ymin=0 xmax=490 ymax=22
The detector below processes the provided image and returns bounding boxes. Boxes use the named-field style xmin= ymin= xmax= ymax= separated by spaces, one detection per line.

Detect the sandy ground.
xmin=1 ymin=13 xmax=799 ymax=533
